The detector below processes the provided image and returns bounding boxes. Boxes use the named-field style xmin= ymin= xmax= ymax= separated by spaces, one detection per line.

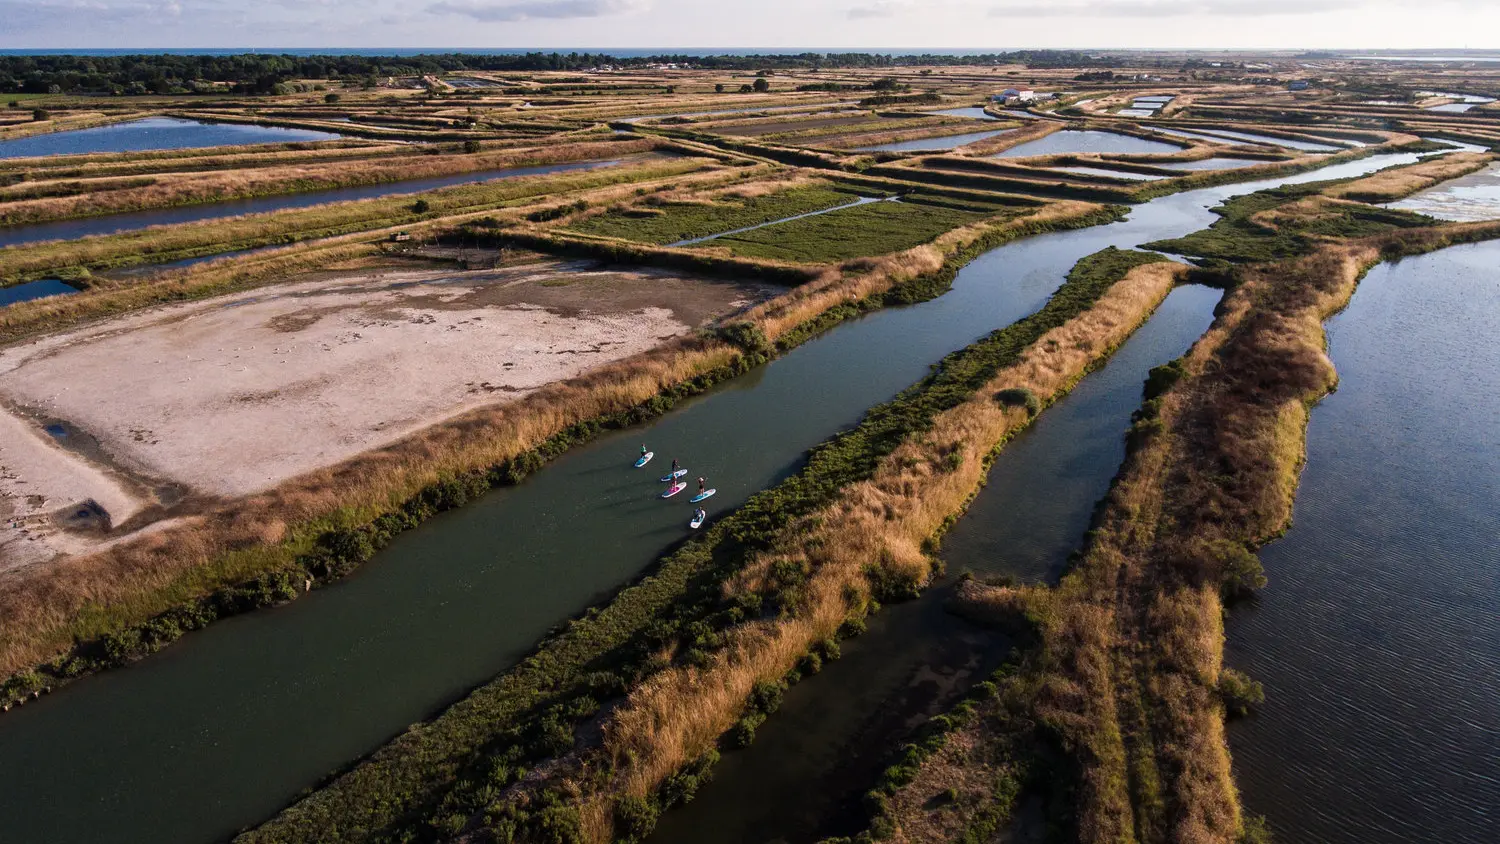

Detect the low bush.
xmin=994 ymin=386 xmax=1041 ymax=417
xmin=1218 ymin=668 xmax=1265 ymax=717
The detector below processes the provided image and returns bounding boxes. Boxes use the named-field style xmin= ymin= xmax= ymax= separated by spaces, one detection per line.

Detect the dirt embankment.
xmin=0 ymin=259 xmax=775 ymax=571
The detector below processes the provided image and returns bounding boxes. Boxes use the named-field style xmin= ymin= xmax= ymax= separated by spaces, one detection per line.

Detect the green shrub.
xmin=411 ymin=198 xmax=431 ymax=214
xmin=994 ymin=387 xmax=1041 ymax=417
xmin=1218 ymin=667 xmax=1265 ymax=717
xmin=612 ymin=794 xmax=658 ymax=843
xmin=532 ymin=805 xmax=583 ymax=844
xmin=1143 ymin=359 xmax=1186 ymax=401
xmin=1240 ymin=814 xmax=1275 ymax=844
xmin=715 ymin=321 xmax=771 ymax=356
xmin=1211 ymin=540 xmax=1268 ymax=597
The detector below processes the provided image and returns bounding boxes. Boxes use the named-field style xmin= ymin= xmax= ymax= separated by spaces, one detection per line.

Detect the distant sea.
xmin=0 ymin=47 xmax=1018 ymax=57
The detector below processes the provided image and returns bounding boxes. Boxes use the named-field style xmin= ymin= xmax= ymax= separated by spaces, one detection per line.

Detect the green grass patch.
xmin=563 ymin=181 xmax=870 ymax=244
xmin=701 ymin=193 xmax=1023 ymax=263
xmin=1144 ymin=180 xmax=1438 ymax=265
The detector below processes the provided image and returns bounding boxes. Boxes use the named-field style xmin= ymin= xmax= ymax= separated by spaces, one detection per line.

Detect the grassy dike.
xmin=0 ymin=140 xmax=404 ymax=183
xmin=234 ymin=248 xmax=1178 ymax=844
xmin=0 ymin=154 xmax=728 ymax=286
xmin=0 ymin=138 xmax=656 ymax=228
xmin=830 ymin=184 xmax=1500 ymax=844
xmin=0 ymin=200 xmax=1119 ymax=711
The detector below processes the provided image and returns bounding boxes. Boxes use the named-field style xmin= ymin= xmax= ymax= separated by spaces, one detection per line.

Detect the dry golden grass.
xmin=587 ymin=260 xmax=1186 ymax=839
xmin=1323 ymin=151 xmax=1494 ymax=202
xmin=815 ymin=119 xmax=1007 ymax=151
xmin=0 ymin=142 xmax=410 ymax=181
xmin=0 ymin=155 xmax=727 ymax=301
xmin=0 ymin=138 xmax=655 ymax=227
xmin=1029 ymin=216 xmax=1500 ymax=844
xmin=0 ymin=333 xmax=743 ymax=678
xmin=0 ymin=182 xmax=1071 ymax=684
xmin=1247 ymin=194 xmax=1365 ymax=232
xmin=951 ymin=120 xmax=1061 ymax=157
xmin=0 ymin=111 xmax=133 ymax=141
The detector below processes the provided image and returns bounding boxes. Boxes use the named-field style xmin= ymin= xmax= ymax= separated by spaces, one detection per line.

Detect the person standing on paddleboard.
xmin=671 ymin=457 xmax=680 ymax=474
xmin=641 ymin=443 xmax=649 ymax=458
xmin=697 ymin=476 xmax=706 ymax=494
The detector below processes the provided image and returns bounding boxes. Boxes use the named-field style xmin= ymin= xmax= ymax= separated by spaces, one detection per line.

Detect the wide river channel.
xmin=1227 ymin=241 xmax=1500 ymax=844
xmin=0 ymin=150 xmax=1436 ymax=844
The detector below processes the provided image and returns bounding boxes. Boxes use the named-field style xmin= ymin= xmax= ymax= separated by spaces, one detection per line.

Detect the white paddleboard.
xmin=635 ymin=451 xmax=654 ymax=468
xmin=659 ymin=468 xmax=687 ymax=482
xmin=690 ymin=513 xmax=706 ymax=529
xmin=661 ymin=481 xmax=687 ymax=498
xmin=690 ymin=489 xmax=717 ymax=503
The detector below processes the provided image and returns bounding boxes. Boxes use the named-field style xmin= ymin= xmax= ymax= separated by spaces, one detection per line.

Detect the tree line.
xmin=0 ymin=51 xmax=1121 ymax=95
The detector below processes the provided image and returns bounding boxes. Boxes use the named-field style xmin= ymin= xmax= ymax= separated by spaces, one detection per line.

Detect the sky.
xmin=1 ymin=0 xmax=1498 ymax=52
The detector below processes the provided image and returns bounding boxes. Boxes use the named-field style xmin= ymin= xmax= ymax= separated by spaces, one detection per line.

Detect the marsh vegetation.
xmin=1 ymin=51 xmax=1498 ymax=844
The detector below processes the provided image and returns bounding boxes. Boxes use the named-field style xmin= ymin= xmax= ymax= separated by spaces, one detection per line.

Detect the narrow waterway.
xmin=927 ymin=107 xmax=1003 ymax=121
xmin=647 ymin=284 xmax=1222 ymax=844
xmin=0 ymin=116 xmax=343 ymax=159
xmin=0 ymin=159 xmax=621 ymax=249
xmin=993 ymin=129 xmax=1183 ymax=158
xmin=0 ymin=150 xmax=1428 ymax=844
xmin=1227 ymin=241 xmax=1500 ymax=844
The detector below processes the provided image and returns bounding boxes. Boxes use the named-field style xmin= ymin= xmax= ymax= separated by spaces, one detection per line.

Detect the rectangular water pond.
xmin=1385 ymin=161 xmax=1500 ymax=221
xmin=991 ymin=129 xmax=1182 ymax=158
xmin=0 ymin=117 xmax=343 ymax=159
xmin=0 ymin=278 xmax=79 ymax=306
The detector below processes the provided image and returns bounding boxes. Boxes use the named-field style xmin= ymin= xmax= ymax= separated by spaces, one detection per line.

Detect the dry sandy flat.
xmin=0 ymin=260 xmax=774 ymax=568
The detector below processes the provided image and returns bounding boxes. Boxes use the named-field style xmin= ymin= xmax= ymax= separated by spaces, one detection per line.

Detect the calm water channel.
xmin=648 ymin=285 xmax=1222 ymax=844
xmin=1228 ymin=241 xmax=1500 ymax=844
xmin=0 ymin=159 xmax=621 ymax=248
xmin=0 ymin=150 xmax=1431 ymax=844
xmin=0 ymin=116 xmax=341 ymax=159
xmin=993 ymin=129 xmax=1182 ymax=158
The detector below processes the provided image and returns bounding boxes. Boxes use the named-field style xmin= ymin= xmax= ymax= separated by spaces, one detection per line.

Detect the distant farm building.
xmin=1288 ymin=80 xmax=1310 ymax=91
xmin=992 ymin=88 xmax=1036 ymax=105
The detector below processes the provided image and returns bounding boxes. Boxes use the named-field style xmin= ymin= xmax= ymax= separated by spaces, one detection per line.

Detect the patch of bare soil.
xmin=0 ymin=260 xmax=776 ymax=567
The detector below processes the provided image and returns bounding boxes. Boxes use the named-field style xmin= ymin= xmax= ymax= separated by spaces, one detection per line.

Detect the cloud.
xmin=427 ymin=0 xmax=649 ymax=22
xmin=988 ymin=0 xmax=1368 ymax=16
xmin=0 ymin=0 xmax=185 ymax=31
